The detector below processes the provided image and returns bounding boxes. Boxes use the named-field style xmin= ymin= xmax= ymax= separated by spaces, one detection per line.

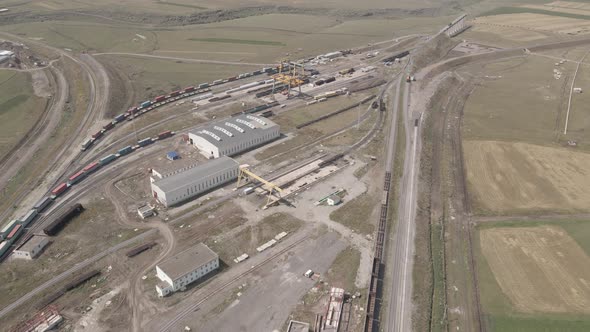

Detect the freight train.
xmin=0 ymin=129 xmax=176 ymax=261
xmin=80 ymin=65 xmax=284 ymax=152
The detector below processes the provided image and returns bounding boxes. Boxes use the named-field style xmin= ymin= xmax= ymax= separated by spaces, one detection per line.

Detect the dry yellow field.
xmin=480 ymin=225 xmax=590 ymax=314
xmin=542 ymin=1 xmax=590 ymax=12
xmin=475 ymin=13 xmax=590 ymax=35
xmin=469 ymin=24 xmax=548 ymax=42
xmin=464 ymin=141 xmax=590 ymax=213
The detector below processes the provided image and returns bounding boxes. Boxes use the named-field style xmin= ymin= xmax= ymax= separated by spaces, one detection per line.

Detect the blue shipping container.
xmin=138 ymin=138 xmax=153 ymax=147
xmin=140 ymin=101 xmax=152 ymax=108
xmin=114 ymin=113 xmax=126 ymax=122
xmin=99 ymin=154 xmax=117 ymax=166
xmin=118 ymin=145 xmax=133 ymax=155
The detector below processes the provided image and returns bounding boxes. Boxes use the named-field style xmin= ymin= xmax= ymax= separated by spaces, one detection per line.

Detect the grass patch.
xmin=330 ymin=192 xmax=376 ymax=236
xmin=325 ymin=246 xmax=361 ymax=291
xmin=479 ymin=7 xmax=590 ymax=20
xmin=188 ymin=38 xmax=285 ymax=46
xmin=156 ymin=1 xmax=206 ymax=10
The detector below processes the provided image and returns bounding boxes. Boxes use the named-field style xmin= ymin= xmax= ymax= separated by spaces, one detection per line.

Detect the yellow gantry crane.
xmin=236 ymin=165 xmax=283 ymax=207
xmin=271 ymin=58 xmax=306 ymax=97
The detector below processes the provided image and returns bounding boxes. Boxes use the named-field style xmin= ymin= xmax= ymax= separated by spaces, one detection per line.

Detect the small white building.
xmin=13 ymin=235 xmax=49 ymax=260
xmin=137 ymin=205 xmax=155 ymax=219
xmin=155 ymin=243 xmax=219 ymax=297
xmin=327 ymin=195 xmax=342 ymax=206
xmin=188 ymin=114 xmax=280 ymax=159
xmin=151 ymin=156 xmax=239 ymax=207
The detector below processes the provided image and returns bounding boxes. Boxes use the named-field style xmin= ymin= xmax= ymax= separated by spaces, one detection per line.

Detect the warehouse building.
xmin=13 ymin=235 xmax=49 ymax=260
xmin=151 ymin=156 xmax=239 ymax=207
xmin=155 ymin=243 xmax=219 ymax=297
xmin=188 ymin=114 xmax=280 ymax=159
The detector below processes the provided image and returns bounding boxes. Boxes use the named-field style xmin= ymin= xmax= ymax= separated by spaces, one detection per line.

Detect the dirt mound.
xmin=411 ymin=33 xmax=458 ymax=73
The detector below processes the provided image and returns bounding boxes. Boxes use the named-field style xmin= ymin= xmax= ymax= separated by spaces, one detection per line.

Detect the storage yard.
xmin=2 ymin=2 xmax=590 ymax=332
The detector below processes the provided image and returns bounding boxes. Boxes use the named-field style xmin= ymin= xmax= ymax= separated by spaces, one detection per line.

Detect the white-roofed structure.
xmin=188 ymin=114 xmax=280 ymax=158
xmin=150 ymin=156 xmax=239 ymax=207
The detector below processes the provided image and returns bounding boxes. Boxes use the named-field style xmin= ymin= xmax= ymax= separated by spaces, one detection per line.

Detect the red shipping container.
xmin=183 ymin=86 xmax=195 ymax=93
xmin=83 ymin=162 xmax=99 ymax=173
xmin=51 ymin=183 xmax=68 ymax=196
xmin=6 ymin=224 xmax=21 ymax=239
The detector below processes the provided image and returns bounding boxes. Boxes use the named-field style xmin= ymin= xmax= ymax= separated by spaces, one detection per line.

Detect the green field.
xmin=462 ymin=56 xmax=569 ymax=144
xmin=0 ymin=71 xmax=46 ymax=159
xmin=475 ymin=220 xmax=590 ymax=332
xmin=188 ymin=38 xmax=285 ymax=46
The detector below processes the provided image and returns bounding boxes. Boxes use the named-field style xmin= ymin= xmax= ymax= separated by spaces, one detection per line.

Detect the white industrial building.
xmin=151 ymin=156 xmax=239 ymax=207
xmin=13 ymin=235 xmax=49 ymax=260
xmin=155 ymin=243 xmax=219 ymax=297
xmin=188 ymin=114 xmax=280 ymax=159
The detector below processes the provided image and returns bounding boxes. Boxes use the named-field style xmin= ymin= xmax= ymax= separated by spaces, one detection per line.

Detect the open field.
xmin=0 ymin=71 xmax=47 ymax=159
xmin=464 ymin=140 xmax=590 ymax=215
xmin=462 ymin=56 xmax=570 ymax=144
xmin=475 ymin=13 xmax=590 ymax=35
xmin=330 ymin=191 xmax=377 ymax=235
xmin=475 ymin=221 xmax=590 ymax=331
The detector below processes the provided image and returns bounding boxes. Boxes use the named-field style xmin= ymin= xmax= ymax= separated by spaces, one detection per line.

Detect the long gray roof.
xmin=189 ymin=114 xmax=278 ymax=150
xmin=158 ymin=243 xmax=218 ymax=280
xmin=152 ymin=156 xmax=238 ymax=193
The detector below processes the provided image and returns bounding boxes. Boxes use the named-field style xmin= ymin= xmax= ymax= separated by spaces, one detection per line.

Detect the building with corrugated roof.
xmin=150 ymin=156 xmax=239 ymax=207
xmin=13 ymin=235 xmax=49 ymax=260
xmin=188 ymin=114 xmax=280 ymax=159
xmin=155 ymin=243 xmax=219 ymax=297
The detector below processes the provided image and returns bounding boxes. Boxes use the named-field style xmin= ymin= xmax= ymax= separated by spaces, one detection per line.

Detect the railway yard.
xmin=2 ymin=1 xmax=590 ymax=332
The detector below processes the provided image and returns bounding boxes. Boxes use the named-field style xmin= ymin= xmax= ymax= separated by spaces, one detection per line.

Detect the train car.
xmin=192 ymin=92 xmax=213 ymax=101
xmin=314 ymin=79 xmax=325 ymax=86
xmin=138 ymin=138 xmax=153 ymax=147
xmin=260 ymin=110 xmax=274 ymax=118
xmin=325 ymin=77 xmax=336 ymax=83
xmin=81 ymin=138 xmax=93 ymax=151
xmin=169 ymin=90 xmax=181 ymax=98
xmin=157 ymin=130 xmax=172 ymax=140
xmin=43 ymin=203 xmax=84 ymax=236
xmin=252 ymin=70 xmax=262 ymax=75
xmin=51 ymin=183 xmax=69 ymax=198
xmin=64 ymin=269 xmax=100 ymax=291
xmin=19 ymin=209 xmax=38 ymax=228
xmin=127 ymin=107 xmax=139 ymax=115
xmin=83 ymin=162 xmax=100 ymax=174
xmin=0 ymin=240 xmax=10 ymax=257
xmin=113 ymin=113 xmax=126 ymax=123
xmin=183 ymin=86 xmax=195 ymax=93
xmin=338 ymin=68 xmax=355 ymax=75
xmin=126 ymin=242 xmax=157 ymax=258
xmin=154 ymin=95 xmax=167 ymax=103
xmin=198 ymin=83 xmax=210 ymax=89
xmin=212 ymin=79 xmax=223 ymax=85
xmin=0 ymin=219 xmax=18 ymax=240
xmin=208 ymin=95 xmax=231 ymax=103
xmin=140 ymin=101 xmax=152 ymax=109
xmin=91 ymin=131 xmax=103 ymax=140
xmin=6 ymin=224 xmax=23 ymax=240
xmin=99 ymin=154 xmax=117 ymax=166
xmin=103 ymin=122 xmax=114 ymax=131
xmin=67 ymin=170 xmax=86 ymax=186
xmin=227 ymin=76 xmax=237 ymax=82
xmin=33 ymin=196 xmax=53 ymax=213
xmin=118 ymin=145 xmax=133 ymax=156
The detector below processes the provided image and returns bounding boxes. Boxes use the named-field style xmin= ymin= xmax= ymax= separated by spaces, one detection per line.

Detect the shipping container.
xmin=127 ymin=107 xmax=139 ymax=115
xmin=33 ymin=196 xmax=53 ymax=212
xmin=140 ymin=100 xmax=152 ymax=108
xmin=20 ymin=209 xmax=38 ymax=227
xmin=68 ymin=170 xmax=86 ymax=185
xmin=51 ymin=183 xmax=69 ymax=197
xmin=0 ymin=240 xmax=10 ymax=257
xmin=183 ymin=86 xmax=195 ymax=93
xmin=81 ymin=138 xmax=93 ymax=151
xmin=118 ymin=145 xmax=133 ymax=156
xmin=1 ymin=219 xmax=18 ymax=234
xmin=198 ymin=83 xmax=210 ymax=89
xmin=252 ymin=70 xmax=262 ymax=75
xmin=99 ymin=154 xmax=117 ymax=166
xmin=6 ymin=224 xmax=22 ymax=240
xmin=169 ymin=91 xmax=180 ymax=97
xmin=138 ymin=138 xmax=153 ymax=147
xmin=43 ymin=203 xmax=84 ymax=236
xmin=83 ymin=162 xmax=100 ymax=174
xmin=213 ymin=79 xmax=223 ymax=85
xmin=228 ymin=76 xmax=237 ymax=82
xmin=114 ymin=113 xmax=126 ymax=123
xmin=314 ymin=80 xmax=325 ymax=86
xmin=91 ymin=131 xmax=103 ymax=140
xmin=153 ymin=95 xmax=166 ymax=103
xmin=103 ymin=122 xmax=114 ymax=131
xmin=157 ymin=130 xmax=172 ymax=140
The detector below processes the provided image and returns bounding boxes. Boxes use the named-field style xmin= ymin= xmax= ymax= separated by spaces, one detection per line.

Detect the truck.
xmin=51 ymin=183 xmax=69 ymax=197
xmin=118 ymin=145 xmax=133 ymax=156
